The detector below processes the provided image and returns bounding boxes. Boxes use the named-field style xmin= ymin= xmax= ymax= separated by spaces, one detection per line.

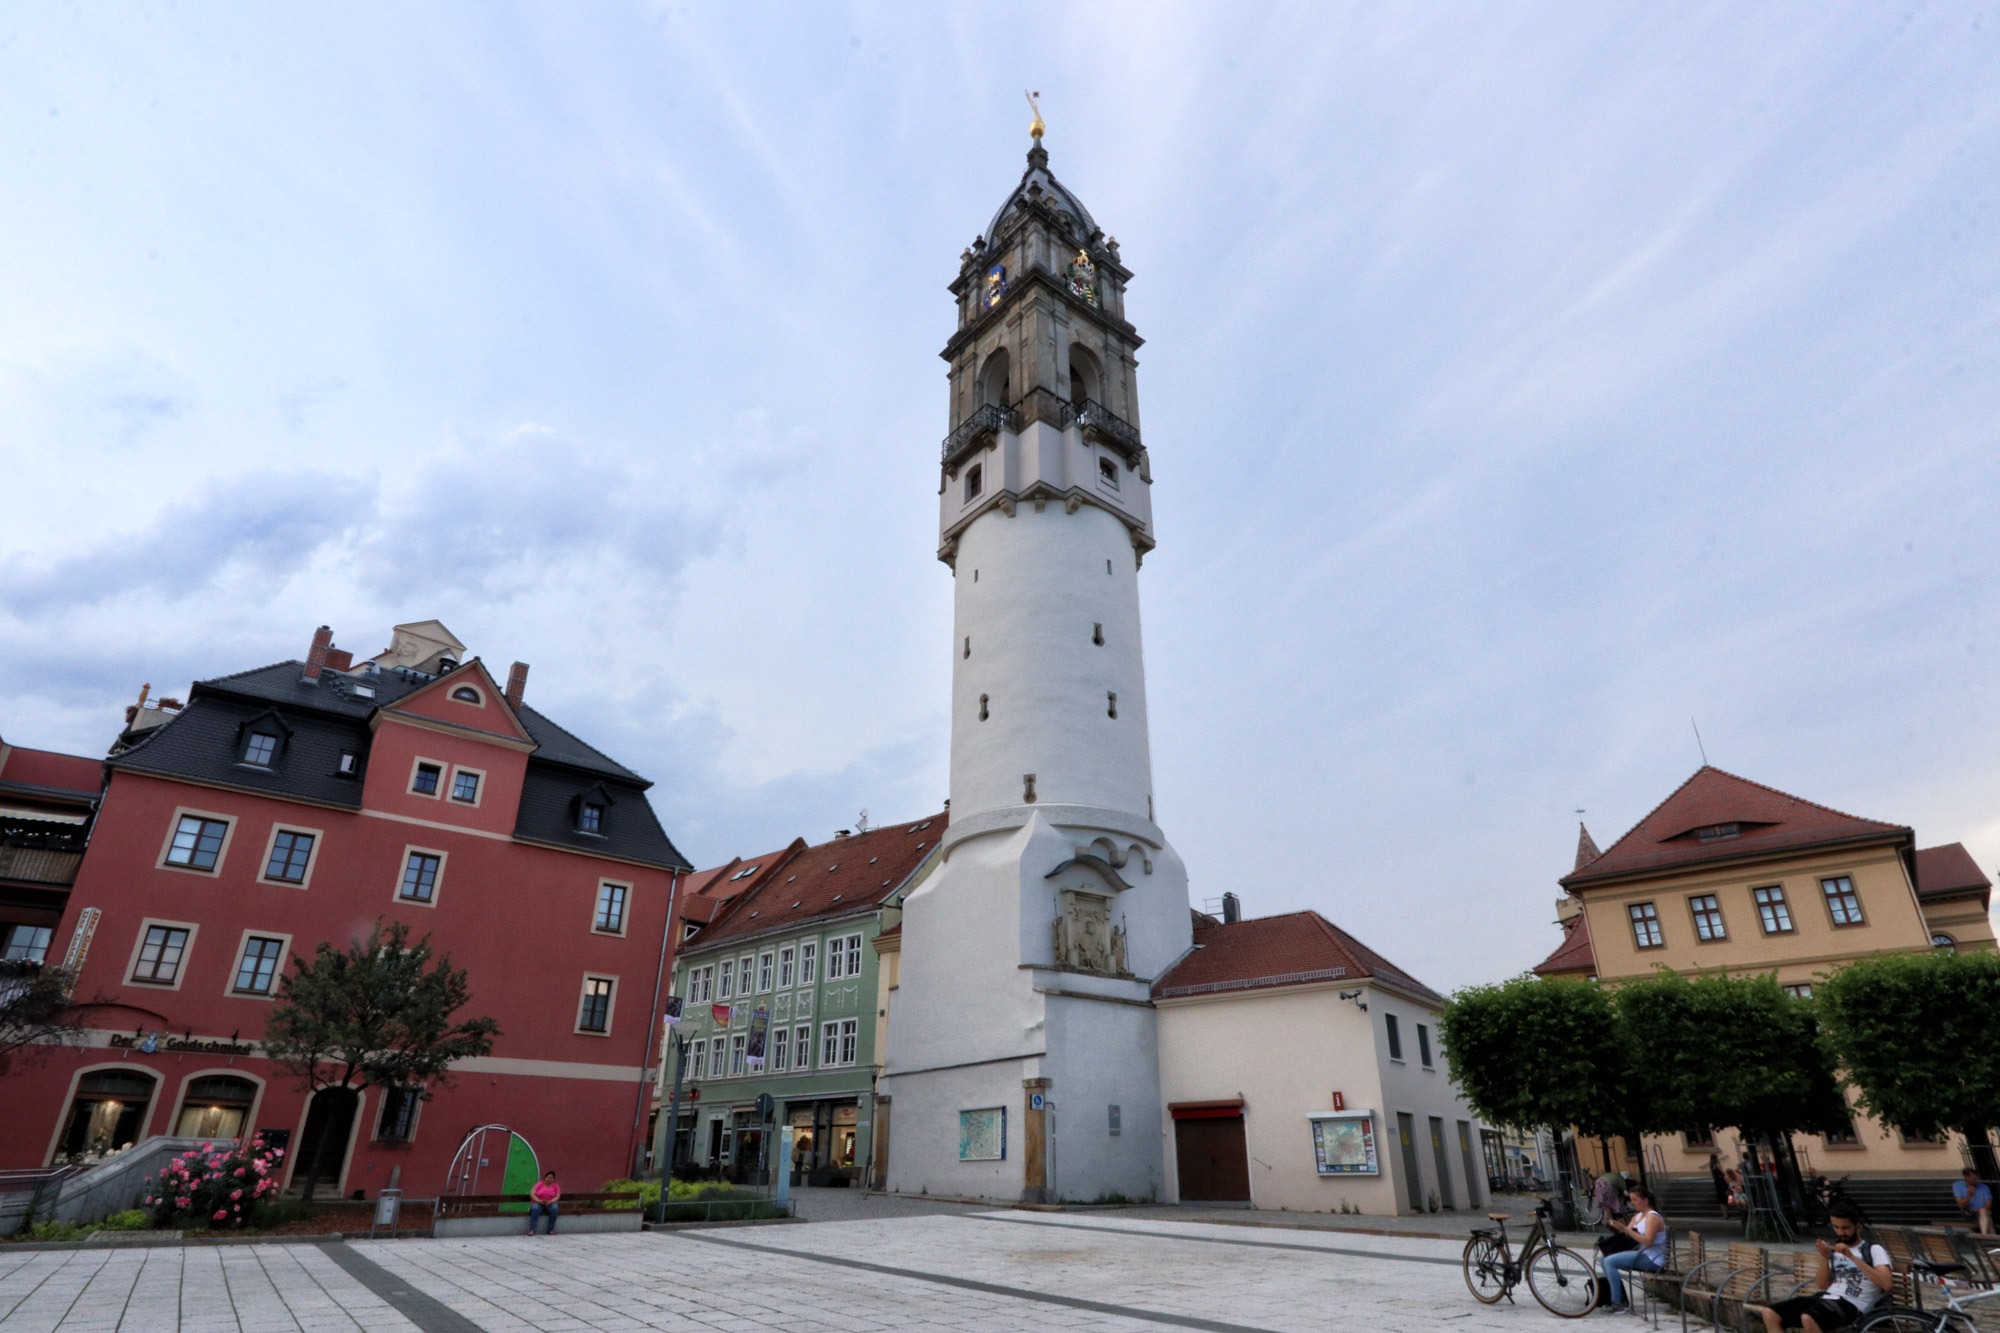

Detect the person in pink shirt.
xmin=527 ymin=1171 xmax=561 ymax=1236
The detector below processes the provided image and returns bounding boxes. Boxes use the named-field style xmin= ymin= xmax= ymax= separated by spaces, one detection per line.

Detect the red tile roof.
xmin=677 ymin=845 xmax=804 ymax=927
xmin=1533 ymin=912 xmax=1596 ymax=977
xmin=1153 ymin=910 xmax=1445 ymax=1005
xmin=1562 ymin=767 xmax=1907 ymax=888
xmin=0 ymin=744 xmax=103 ymax=799
xmin=1913 ymin=843 xmax=1990 ymax=902
xmin=691 ymin=812 xmax=946 ymax=947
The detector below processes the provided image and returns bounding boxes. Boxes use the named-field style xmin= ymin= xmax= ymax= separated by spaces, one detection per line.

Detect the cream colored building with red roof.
xmin=1536 ymin=765 xmax=1994 ymax=1184
xmin=1152 ymin=899 xmax=1489 ymax=1215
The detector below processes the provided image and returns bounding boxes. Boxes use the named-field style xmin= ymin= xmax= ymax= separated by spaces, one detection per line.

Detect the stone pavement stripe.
xmin=318 ymin=1243 xmax=485 ymax=1333
xmin=678 ymin=1230 xmax=1287 ymax=1333
xmin=965 ymin=1213 xmax=1464 ymax=1266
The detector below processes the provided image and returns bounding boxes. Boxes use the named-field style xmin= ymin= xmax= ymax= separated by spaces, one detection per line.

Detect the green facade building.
xmin=651 ymin=814 xmax=942 ymax=1184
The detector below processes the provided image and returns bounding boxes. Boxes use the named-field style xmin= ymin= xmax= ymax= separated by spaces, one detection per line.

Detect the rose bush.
xmin=143 ymin=1141 xmax=286 ymax=1228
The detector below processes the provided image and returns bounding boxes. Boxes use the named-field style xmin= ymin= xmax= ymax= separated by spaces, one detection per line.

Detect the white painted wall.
xmin=1157 ymin=980 xmax=1487 ymax=1217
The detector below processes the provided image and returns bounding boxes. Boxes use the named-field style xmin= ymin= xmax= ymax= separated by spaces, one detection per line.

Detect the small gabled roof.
xmin=1534 ymin=912 xmax=1596 ymax=977
xmin=1153 ymin=910 xmax=1446 ymax=1006
xmin=1561 ymin=767 xmax=1908 ymax=889
xmin=691 ymin=813 xmax=946 ymax=950
xmin=1914 ymin=843 xmax=1990 ymax=904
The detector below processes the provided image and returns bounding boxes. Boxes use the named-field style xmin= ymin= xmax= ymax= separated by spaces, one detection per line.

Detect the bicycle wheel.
xmin=1857 ymin=1308 xmax=1953 ymax=1333
xmin=1526 ymin=1244 xmax=1597 ymax=1319
xmin=1462 ymin=1236 xmax=1507 ymax=1304
xmin=1574 ymin=1193 xmax=1603 ymax=1226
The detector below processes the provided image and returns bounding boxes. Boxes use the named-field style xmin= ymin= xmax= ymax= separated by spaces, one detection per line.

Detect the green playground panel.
xmin=498 ymin=1131 xmax=540 ymax=1213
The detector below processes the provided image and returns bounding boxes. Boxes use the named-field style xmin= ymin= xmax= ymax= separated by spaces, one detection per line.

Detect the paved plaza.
xmin=0 ymin=1211 xmax=1601 ymax=1333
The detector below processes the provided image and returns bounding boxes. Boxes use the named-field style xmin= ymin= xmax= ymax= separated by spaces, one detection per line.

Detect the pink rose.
xmin=214 ymin=1209 xmax=228 ymax=1220
xmin=177 ymin=1197 xmax=191 ymax=1208
xmin=234 ymin=1168 xmax=246 ymax=1176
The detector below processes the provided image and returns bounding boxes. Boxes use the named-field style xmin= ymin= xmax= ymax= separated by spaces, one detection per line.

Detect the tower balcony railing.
xmin=1067 ymin=397 xmax=1143 ymax=463
xmin=940 ymin=402 xmax=1017 ymax=468
xmin=939 ymin=395 xmax=1146 ymax=470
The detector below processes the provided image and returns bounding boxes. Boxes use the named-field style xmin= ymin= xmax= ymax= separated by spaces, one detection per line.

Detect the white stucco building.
xmin=878 ymin=126 xmax=1193 ymax=1204
xmin=1154 ymin=902 xmax=1490 ymax=1216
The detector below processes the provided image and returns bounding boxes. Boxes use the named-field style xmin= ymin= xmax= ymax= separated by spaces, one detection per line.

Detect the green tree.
xmin=1817 ymin=949 xmax=2000 ymax=1179
xmin=1439 ymin=974 xmax=1631 ymax=1136
xmin=1613 ymin=970 xmax=1849 ymax=1140
xmin=263 ymin=919 xmax=500 ymax=1197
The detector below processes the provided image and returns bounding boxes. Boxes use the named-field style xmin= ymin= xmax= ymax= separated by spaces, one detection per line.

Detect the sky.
xmin=3 ymin=3 xmax=1997 ymax=993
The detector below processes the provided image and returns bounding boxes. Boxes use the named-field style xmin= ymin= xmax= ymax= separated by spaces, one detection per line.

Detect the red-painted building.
xmin=0 ymin=621 xmax=690 ymax=1198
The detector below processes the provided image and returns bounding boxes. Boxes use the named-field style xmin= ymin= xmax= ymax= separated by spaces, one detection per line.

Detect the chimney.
xmin=302 ymin=626 xmax=334 ymax=682
xmin=505 ymin=661 xmax=530 ymax=711
xmin=1221 ymin=892 xmax=1241 ymax=924
xmin=324 ymin=649 xmax=353 ymax=672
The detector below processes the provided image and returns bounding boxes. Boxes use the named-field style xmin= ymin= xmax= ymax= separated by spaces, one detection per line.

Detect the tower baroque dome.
xmin=982 ymin=142 xmax=1101 ymax=248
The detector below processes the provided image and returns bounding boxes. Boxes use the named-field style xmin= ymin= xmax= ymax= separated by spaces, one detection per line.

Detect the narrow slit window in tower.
xmin=979 ymin=694 xmax=989 ymax=721
xmin=1092 ymin=623 xmax=1103 ymax=645
xmin=1023 ymin=774 xmax=1037 ymax=803
xmin=963 ymin=636 xmax=971 ymax=659
xmin=1107 ymin=691 xmax=1118 ymax=719
xmin=1098 ymin=456 xmax=1119 ymax=490
xmin=965 ymin=464 xmax=983 ymax=502
xmin=1106 ymin=559 xmax=1113 ymax=575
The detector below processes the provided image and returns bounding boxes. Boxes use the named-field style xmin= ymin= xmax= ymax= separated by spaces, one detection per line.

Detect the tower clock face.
xmin=1066 ymin=250 xmax=1099 ymax=307
xmin=982 ymin=263 xmax=1008 ymax=309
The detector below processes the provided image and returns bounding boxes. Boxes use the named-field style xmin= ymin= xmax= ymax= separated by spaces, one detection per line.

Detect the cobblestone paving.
xmin=0 ymin=1212 xmax=1603 ymax=1333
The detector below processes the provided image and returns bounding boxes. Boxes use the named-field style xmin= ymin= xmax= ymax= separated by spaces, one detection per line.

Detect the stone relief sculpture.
xmin=1053 ymin=889 xmax=1121 ymax=974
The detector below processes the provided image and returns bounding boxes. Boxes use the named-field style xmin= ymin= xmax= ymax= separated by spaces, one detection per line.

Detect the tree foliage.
xmin=1438 ymin=975 xmax=1630 ymax=1137
xmin=0 ymin=960 xmax=88 ymax=1072
xmin=1614 ymin=970 xmax=1849 ymax=1138
xmin=263 ymin=919 xmax=499 ymax=1097
xmin=1816 ymin=949 xmax=2000 ymax=1142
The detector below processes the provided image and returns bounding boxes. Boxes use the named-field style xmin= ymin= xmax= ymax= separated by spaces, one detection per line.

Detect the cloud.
xmin=0 ymin=471 xmax=375 ymax=618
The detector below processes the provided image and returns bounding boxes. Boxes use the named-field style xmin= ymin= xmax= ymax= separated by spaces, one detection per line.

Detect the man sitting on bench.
xmin=1954 ymin=1168 xmax=1993 ymax=1236
xmin=1759 ymin=1203 xmax=1893 ymax=1333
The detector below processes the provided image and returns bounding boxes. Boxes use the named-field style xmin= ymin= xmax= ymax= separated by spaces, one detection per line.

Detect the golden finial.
xmin=1026 ymin=89 xmax=1045 ymax=141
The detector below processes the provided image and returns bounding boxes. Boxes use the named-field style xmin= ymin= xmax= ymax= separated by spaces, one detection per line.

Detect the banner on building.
xmin=711 ymin=1003 xmax=732 ymax=1024
xmin=746 ymin=1006 xmax=769 ymax=1071
xmin=662 ymin=995 xmax=683 ymax=1026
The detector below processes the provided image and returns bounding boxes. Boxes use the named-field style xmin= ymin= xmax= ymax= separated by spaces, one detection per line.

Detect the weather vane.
xmin=1026 ymin=89 xmax=1044 ymax=141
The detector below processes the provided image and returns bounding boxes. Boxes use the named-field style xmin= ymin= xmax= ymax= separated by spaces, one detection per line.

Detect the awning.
xmin=1169 ymin=1099 xmax=1245 ymax=1121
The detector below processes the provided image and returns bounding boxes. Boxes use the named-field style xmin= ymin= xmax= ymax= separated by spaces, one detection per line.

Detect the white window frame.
xmin=688 ymin=965 xmax=714 ymax=1004
xmin=593 ymin=880 xmax=631 ymax=936
xmin=798 ymin=941 xmax=817 ymax=985
xmin=408 ymin=756 xmax=446 ymax=799
xmin=708 ymin=1037 xmax=727 ymax=1077
xmin=717 ymin=959 xmax=734 ymax=999
xmin=686 ymin=1038 xmax=706 ymax=1080
xmin=757 ymin=951 xmax=774 ymax=992
xmin=226 ymin=929 xmax=293 ymax=999
xmin=821 ymin=1021 xmax=841 ymax=1067
xmin=838 ymin=1017 xmax=857 ymax=1066
xmin=794 ymin=1024 xmax=813 ymax=1070
xmin=448 ymin=764 xmax=485 ymax=807
xmin=255 ymin=824 xmax=324 ymax=889
xmin=729 ymin=1032 xmax=747 ymax=1076
xmin=395 ymin=846 xmax=448 ymax=909
xmin=574 ymin=973 xmax=617 ymax=1037
xmin=772 ymin=1026 xmax=790 ymax=1072
xmin=447 ymin=683 xmax=486 ymax=707
xmin=738 ymin=955 xmax=754 ymax=997
xmin=157 ymin=808 xmax=236 ymax=876
xmin=126 ymin=918 xmax=199 ymax=990
xmin=777 ymin=946 xmax=795 ymax=989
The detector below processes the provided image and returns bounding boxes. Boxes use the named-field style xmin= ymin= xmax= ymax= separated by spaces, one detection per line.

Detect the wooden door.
xmin=1175 ymin=1115 xmax=1251 ymax=1202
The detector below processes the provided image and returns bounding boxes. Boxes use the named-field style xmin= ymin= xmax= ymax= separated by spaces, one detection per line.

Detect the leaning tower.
xmin=879 ymin=121 xmax=1192 ymax=1204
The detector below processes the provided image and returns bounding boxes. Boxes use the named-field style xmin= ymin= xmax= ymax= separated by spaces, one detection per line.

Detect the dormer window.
xmin=1695 ymin=823 xmax=1741 ymax=842
xmin=579 ymin=802 xmax=604 ymax=834
xmin=336 ymin=752 xmax=358 ymax=777
xmin=243 ymin=733 xmax=278 ymax=766
xmin=450 ymin=686 xmax=480 ymax=704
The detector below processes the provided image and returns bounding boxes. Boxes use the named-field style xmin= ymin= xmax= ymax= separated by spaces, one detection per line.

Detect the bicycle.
xmin=1463 ymin=1196 xmax=1599 ymax=1318
xmin=1855 ymin=1257 xmax=2000 ymax=1333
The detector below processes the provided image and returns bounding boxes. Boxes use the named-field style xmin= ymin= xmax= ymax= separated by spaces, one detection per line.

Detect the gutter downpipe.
xmin=630 ymin=869 xmax=682 ymax=1175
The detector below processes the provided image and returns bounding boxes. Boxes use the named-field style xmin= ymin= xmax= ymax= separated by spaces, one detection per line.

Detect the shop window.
xmin=175 ymin=1075 xmax=257 ymax=1139
xmin=58 ymin=1068 xmax=158 ymax=1162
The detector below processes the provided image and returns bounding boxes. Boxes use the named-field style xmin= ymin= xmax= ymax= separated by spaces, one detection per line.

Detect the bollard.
xmin=775 ymin=1127 xmax=793 ymax=1210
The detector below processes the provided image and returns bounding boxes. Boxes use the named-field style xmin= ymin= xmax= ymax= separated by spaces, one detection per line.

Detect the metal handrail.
xmin=1067 ymin=397 xmax=1142 ymax=459
xmin=940 ymin=403 xmax=1017 ymax=465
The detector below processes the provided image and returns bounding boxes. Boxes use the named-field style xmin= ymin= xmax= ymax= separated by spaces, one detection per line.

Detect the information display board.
xmin=1308 ymin=1111 xmax=1380 ymax=1175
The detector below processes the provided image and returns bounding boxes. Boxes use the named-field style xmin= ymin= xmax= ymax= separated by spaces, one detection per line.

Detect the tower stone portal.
xmin=879 ymin=128 xmax=1192 ymax=1203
